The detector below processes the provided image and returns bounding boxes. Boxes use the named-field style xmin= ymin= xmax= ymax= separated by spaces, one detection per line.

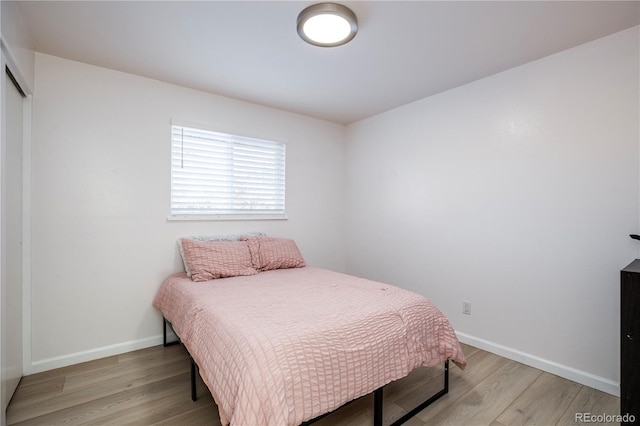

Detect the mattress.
xmin=153 ymin=266 xmax=466 ymax=426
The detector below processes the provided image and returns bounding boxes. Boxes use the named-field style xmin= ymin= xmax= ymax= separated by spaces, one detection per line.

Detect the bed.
xmin=153 ymin=235 xmax=466 ymax=426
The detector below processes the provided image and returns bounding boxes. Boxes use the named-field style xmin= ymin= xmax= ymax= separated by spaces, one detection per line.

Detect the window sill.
xmin=167 ymin=214 xmax=288 ymax=222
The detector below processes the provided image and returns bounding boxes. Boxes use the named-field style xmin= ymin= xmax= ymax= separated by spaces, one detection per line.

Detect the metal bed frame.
xmin=163 ymin=317 xmax=449 ymax=426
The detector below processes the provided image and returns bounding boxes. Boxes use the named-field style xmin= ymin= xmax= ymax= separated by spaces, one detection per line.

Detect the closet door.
xmin=1 ymin=67 xmax=24 ymax=417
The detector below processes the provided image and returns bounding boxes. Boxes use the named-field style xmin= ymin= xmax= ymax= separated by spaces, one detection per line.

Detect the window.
xmin=170 ymin=125 xmax=286 ymax=219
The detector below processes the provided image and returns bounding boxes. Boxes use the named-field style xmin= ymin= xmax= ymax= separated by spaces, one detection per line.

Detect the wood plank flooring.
xmin=6 ymin=343 xmax=620 ymax=426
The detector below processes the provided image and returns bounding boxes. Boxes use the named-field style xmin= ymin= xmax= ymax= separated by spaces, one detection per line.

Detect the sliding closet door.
xmin=1 ymin=66 xmax=24 ymax=418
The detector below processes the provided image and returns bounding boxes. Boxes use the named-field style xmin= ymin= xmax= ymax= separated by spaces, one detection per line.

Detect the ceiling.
xmin=15 ymin=1 xmax=640 ymax=125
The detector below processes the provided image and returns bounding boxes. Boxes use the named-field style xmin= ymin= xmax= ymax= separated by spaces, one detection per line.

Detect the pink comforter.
xmin=153 ymin=267 xmax=466 ymax=426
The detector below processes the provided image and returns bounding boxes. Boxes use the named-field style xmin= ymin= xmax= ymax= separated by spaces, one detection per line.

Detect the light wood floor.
xmin=6 ymin=343 xmax=620 ymax=426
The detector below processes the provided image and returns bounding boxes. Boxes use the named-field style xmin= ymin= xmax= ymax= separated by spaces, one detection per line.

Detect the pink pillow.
xmin=244 ymin=237 xmax=306 ymax=271
xmin=180 ymin=239 xmax=258 ymax=282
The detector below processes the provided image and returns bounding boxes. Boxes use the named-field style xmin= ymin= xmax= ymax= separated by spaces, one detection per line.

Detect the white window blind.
xmin=170 ymin=125 xmax=286 ymax=219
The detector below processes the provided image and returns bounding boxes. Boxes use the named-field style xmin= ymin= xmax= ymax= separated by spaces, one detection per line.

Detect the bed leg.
xmin=191 ymin=357 xmax=198 ymax=402
xmin=162 ymin=317 xmax=180 ymax=346
xmin=444 ymin=359 xmax=449 ymax=393
xmin=163 ymin=318 xmax=168 ymax=347
xmin=388 ymin=361 xmax=450 ymax=426
xmin=373 ymin=388 xmax=383 ymax=426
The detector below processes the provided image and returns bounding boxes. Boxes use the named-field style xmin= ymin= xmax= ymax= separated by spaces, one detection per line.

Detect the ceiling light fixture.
xmin=297 ymin=3 xmax=358 ymax=47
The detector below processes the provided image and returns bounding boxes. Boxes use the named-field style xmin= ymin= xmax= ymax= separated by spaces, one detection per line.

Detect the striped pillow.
xmin=178 ymin=232 xmax=265 ymax=277
xmin=180 ymin=239 xmax=258 ymax=282
xmin=244 ymin=237 xmax=306 ymax=271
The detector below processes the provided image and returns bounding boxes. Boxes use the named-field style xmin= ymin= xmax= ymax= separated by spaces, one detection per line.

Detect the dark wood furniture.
xmin=621 ymin=260 xmax=640 ymax=424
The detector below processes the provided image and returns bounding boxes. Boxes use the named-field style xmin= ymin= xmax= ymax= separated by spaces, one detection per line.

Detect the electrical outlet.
xmin=463 ymin=300 xmax=471 ymax=315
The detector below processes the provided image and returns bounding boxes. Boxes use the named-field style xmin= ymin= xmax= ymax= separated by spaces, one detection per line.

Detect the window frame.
xmin=168 ymin=123 xmax=287 ymax=221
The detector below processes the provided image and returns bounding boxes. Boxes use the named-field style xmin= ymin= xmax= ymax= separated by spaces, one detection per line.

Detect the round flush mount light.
xmin=297 ymin=3 xmax=358 ymax=47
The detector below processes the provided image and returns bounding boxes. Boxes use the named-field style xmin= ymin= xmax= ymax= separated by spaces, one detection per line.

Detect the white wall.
xmin=345 ymin=27 xmax=639 ymax=395
xmin=29 ymin=53 xmax=346 ymax=372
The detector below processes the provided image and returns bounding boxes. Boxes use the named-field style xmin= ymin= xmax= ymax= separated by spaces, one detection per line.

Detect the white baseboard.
xmin=27 ymin=335 xmax=165 ymax=375
xmin=456 ymin=331 xmax=620 ymax=397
